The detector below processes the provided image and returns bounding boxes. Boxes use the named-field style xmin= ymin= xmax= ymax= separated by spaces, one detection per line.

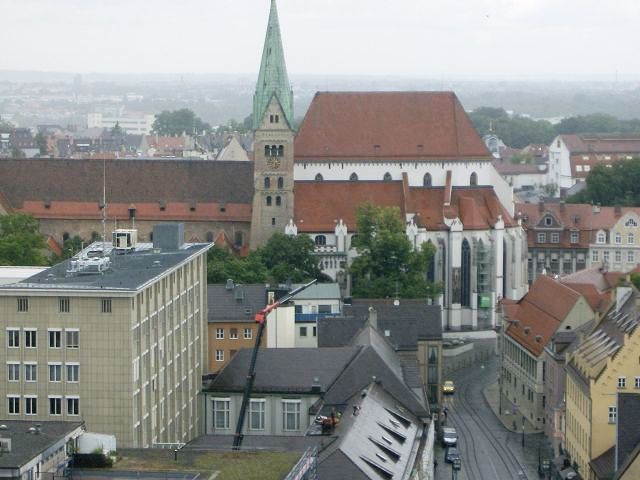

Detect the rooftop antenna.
xmin=102 ymin=159 xmax=107 ymax=260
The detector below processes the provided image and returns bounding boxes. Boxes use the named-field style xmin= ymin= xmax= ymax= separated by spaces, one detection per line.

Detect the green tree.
xmin=152 ymin=109 xmax=211 ymax=136
xmin=469 ymin=107 xmax=555 ymax=149
xmin=258 ymin=233 xmax=320 ymax=283
xmin=215 ymin=115 xmax=253 ymax=134
xmin=0 ymin=214 xmax=48 ymax=266
xmin=568 ymin=158 xmax=640 ymax=206
xmin=206 ymin=247 xmax=268 ymax=284
xmin=35 ymin=132 xmax=48 ymax=155
xmin=110 ymin=122 xmax=124 ymax=137
xmin=350 ymin=203 xmax=440 ymax=299
xmin=555 ymin=113 xmax=640 ymax=135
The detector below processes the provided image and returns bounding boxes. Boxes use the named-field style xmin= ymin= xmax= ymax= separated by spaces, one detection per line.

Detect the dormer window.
xmin=383 ymin=172 xmax=392 ymax=182
xmin=597 ymin=231 xmax=606 ymax=244
xmin=544 ymin=217 xmax=552 ymax=226
xmin=625 ymin=218 xmax=638 ymax=227
xmin=269 ymin=114 xmax=280 ymax=124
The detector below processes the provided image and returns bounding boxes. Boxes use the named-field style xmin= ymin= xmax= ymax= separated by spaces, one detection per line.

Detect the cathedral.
xmin=0 ymin=0 xmax=528 ymax=330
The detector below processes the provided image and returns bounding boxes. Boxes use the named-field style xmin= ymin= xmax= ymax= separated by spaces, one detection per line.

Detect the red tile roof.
xmin=294 ymin=92 xmax=492 ymax=161
xmin=294 ymin=181 xmax=515 ymax=232
xmin=505 ymin=275 xmax=583 ymax=356
xmin=560 ymin=134 xmax=640 ymax=154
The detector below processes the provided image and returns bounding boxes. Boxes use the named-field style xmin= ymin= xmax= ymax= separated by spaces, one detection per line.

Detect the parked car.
xmin=441 ymin=427 xmax=458 ymax=447
xmin=445 ymin=446 xmax=460 ymax=463
xmin=442 ymin=380 xmax=456 ymax=394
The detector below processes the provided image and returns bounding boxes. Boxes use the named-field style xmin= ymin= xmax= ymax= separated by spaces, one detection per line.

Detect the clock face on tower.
xmin=266 ymin=157 xmax=281 ymax=169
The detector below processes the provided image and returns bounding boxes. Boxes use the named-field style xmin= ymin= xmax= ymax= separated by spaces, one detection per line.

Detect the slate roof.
xmin=590 ymin=446 xmax=615 ymax=479
xmin=290 ymin=283 xmax=341 ymax=300
xmin=0 ymin=420 xmax=84 ymax=469
xmin=207 ymin=284 xmax=267 ymax=323
xmin=616 ymin=393 xmax=640 ymax=471
xmin=295 ymin=92 xmax=492 ymax=161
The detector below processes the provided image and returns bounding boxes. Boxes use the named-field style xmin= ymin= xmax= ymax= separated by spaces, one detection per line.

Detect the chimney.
xmin=560 ymin=201 xmax=566 ymax=213
xmin=538 ymin=201 xmax=545 ymax=213
xmin=614 ymin=205 xmax=622 ymax=216
xmin=368 ymin=306 xmax=378 ymax=331
xmin=592 ymin=204 xmax=601 ymax=214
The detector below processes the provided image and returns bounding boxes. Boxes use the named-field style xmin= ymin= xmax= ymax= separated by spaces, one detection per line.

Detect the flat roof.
xmin=0 ymin=241 xmax=210 ymax=294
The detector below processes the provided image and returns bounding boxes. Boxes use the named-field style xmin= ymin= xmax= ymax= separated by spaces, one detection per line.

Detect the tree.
xmin=152 ymin=109 xmax=211 ymax=136
xmin=35 ymin=132 xmax=48 ymax=155
xmin=350 ymin=203 xmax=440 ymax=299
xmin=110 ymin=122 xmax=124 ymax=137
xmin=468 ymin=107 xmax=556 ymax=149
xmin=206 ymin=247 xmax=268 ymax=284
xmin=0 ymin=214 xmax=48 ymax=266
xmin=567 ymin=158 xmax=640 ymax=206
xmin=258 ymin=233 xmax=320 ymax=283
xmin=50 ymin=232 xmax=101 ymax=264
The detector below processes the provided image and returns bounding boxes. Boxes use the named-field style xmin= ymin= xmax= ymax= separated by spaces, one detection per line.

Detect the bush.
xmin=72 ymin=453 xmax=113 ymax=468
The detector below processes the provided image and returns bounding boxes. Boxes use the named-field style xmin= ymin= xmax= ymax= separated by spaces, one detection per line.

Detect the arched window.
xmin=426 ymin=240 xmax=435 ymax=282
xmin=423 ymin=173 xmax=432 ymax=187
xmin=350 ymin=172 xmax=359 ymax=181
xmin=62 ymin=232 xmax=70 ymax=242
xmin=315 ymin=173 xmax=324 ymax=181
xmin=315 ymin=235 xmax=327 ymax=246
xmin=264 ymin=177 xmax=271 ymax=188
xmin=277 ymin=177 xmax=284 ymax=188
xmin=470 ymin=172 xmax=478 ymax=186
xmin=264 ymin=145 xmax=270 ymax=157
xmin=461 ymin=239 xmax=471 ymax=307
xmin=276 ymin=196 xmax=281 ymax=206
xmin=278 ymin=145 xmax=284 ymax=157
xmin=383 ymin=172 xmax=392 ymax=181
xmin=270 ymin=145 xmax=278 ymax=157
xmin=266 ymin=196 xmax=272 ymax=206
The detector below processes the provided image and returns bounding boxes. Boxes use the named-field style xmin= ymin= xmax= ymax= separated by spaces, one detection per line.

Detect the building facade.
xmin=87 ymin=113 xmax=156 ymax=135
xmin=0 ymin=224 xmax=211 ymax=448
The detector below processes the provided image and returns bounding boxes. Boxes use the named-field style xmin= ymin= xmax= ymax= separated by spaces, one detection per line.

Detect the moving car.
xmin=442 ymin=380 xmax=455 ymax=394
xmin=441 ymin=427 xmax=458 ymax=447
xmin=445 ymin=446 xmax=460 ymax=464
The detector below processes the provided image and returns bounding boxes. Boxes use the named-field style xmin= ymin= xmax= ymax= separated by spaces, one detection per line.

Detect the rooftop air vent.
xmin=535 ymin=335 xmax=543 ymax=343
xmin=524 ymin=327 xmax=531 ymax=335
xmin=225 ymin=279 xmax=234 ymax=290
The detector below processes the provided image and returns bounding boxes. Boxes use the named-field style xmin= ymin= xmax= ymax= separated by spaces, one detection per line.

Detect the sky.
xmin=2 ymin=0 xmax=640 ymax=80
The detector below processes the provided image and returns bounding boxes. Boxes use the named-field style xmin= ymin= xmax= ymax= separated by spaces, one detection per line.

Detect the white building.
xmin=87 ymin=112 xmax=156 ymax=135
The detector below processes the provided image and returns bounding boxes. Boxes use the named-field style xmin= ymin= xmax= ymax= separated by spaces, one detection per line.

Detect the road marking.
xmin=208 ymin=471 xmax=220 ymax=480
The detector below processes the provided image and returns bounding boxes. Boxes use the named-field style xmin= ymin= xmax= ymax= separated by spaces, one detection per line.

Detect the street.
xmin=435 ymin=356 xmax=546 ymax=480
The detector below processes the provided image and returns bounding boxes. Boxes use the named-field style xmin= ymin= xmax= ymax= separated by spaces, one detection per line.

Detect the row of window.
xmin=212 ymin=398 xmax=301 ymax=431
xmin=14 ymin=297 xmax=112 ymax=314
xmin=7 ymin=328 xmax=79 ymax=349
xmin=214 ymin=328 xmax=252 ymax=340
xmin=7 ymin=395 xmax=80 ymax=416
xmin=314 ymin=172 xmax=479 ymax=185
xmin=596 ymin=231 xmax=637 ymax=245
xmin=617 ymin=376 xmax=640 ymax=389
xmin=299 ymin=326 xmax=317 ymax=337
xmin=264 ymin=145 xmax=285 ymax=157
xmin=7 ymin=362 xmax=79 ymax=382
xmin=536 ymin=231 xmax=580 ymax=244
xmin=265 ymin=196 xmax=282 ymax=206
xmin=592 ymin=250 xmax=637 ymax=264
xmin=264 ymin=177 xmax=284 ymax=189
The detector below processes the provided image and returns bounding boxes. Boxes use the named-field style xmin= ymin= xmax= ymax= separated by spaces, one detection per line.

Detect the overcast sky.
xmin=2 ymin=0 xmax=639 ymax=80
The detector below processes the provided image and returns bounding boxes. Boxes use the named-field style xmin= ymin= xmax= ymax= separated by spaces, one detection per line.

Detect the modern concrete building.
xmin=0 ymin=223 xmax=211 ymax=448
xmin=87 ymin=112 xmax=155 ymax=135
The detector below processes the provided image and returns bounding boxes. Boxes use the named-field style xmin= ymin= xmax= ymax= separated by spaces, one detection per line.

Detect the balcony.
xmin=295 ymin=312 xmax=341 ymax=322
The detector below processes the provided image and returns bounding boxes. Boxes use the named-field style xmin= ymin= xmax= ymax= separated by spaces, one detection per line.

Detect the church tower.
xmin=250 ymin=0 xmax=296 ymax=249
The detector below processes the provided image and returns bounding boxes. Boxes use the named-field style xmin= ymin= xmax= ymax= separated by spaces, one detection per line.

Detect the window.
xmin=615 ymin=233 xmax=622 ymax=244
xmin=215 ymin=350 xmax=224 ymax=362
xmin=278 ymin=145 xmax=284 ymax=157
xmin=277 ymin=177 xmax=284 ymax=189
xmin=608 ymin=406 xmax=617 ymax=424
xmin=58 ymin=297 xmax=70 ymax=313
xmin=271 ymin=218 xmax=276 ymax=226
xmin=576 ymin=165 xmax=583 ymax=172
xmin=216 ymin=328 xmax=224 ymax=339
xmin=618 ymin=376 xmax=626 ymax=388
xmin=592 ymin=250 xmax=599 ymax=262
xmin=315 ymin=173 xmax=323 ymax=181
xmin=249 ymin=399 xmax=266 ymax=430
xmin=17 ymin=297 xmax=29 ymax=312
xmin=616 ymin=251 xmax=622 ymax=263
xmin=584 ymin=165 xmax=591 ymax=172
xmin=423 ymin=173 xmax=432 ymax=187
xmin=629 ymin=233 xmax=635 ymax=244
xmin=313 ymin=326 xmax=317 ymax=337
xmin=315 ymin=235 xmax=327 ymax=246
xmin=25 ymin=329 xmax=37 ymax=348
xmin=264 ymin=177 xmax=271 ymax=188
xmin=570 ymin=231 xmax=579 ymax=244
xmin=628 ymin=251 xmax=635 ymax=263
xmin=276 ymin=196 xmax=281 ymax=206
xmin=7 ymin=362 xmax=20 ymax=382
xmin=635 ymin=377 xmax=640 ymax=389
xmin=597 ymin=231 xmax=606 ymax=244
xmin=350 ymin=172 xmax=359 ymax=181
xmin=460 ymin=239 xmax=471 ymax=307
xmin=25 ymin=363 xmax=37 ymax=382
xmin=551 ymin=233 xmax=560 ymax=243
xmin=537 ymin=233 xmax=546 ymax=243
xmin=49 ymin=397 xmax=62 ymax=415
xmin=49 ymin=330 xmax=61 ymax=348
xmin=66 ymin=364 xmax=79 ymax=383
xmin=282 ymin=400 xmax=301 ymax=431
xmin=229 ymin=328 xmax=238 ymax=340
xmin=266 ymin=196 xmax=272 ymax=206
xmin=101 ymin=298 xmax=112 ymax=313
xmin=8 ymin=396 xmax=20 ymax=415
xmin=213 ymin=399 xmax=230 ymax=429
xmin=300 ymin=326 xmax=307 ymax=337
xmin=604 ymin=251 xmax=610 ymax=264
xmin=544 ymin=216 xmax=553 ymax=226
xmin=66 ymin=397 xmax=79 ymax=416
xmin=66 ymin=330 xmax=79 ymax=348
xmin=25 ymin=397 xmax=37 ymax=415
xmin=383 ymin=172 xmax=392 ymax=182
xmin=470 ymin=172 xmax=478 ymax=186
xmin=7 ymin=329 xmax=19 ymax=348
xmin=49 ymin=363 xmax=62 ymax=382
xmin=625 ymin=218 xmax=638 ymax=227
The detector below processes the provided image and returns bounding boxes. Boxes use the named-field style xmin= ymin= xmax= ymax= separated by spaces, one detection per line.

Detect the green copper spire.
xmin=253 ymin=0 xmax=294 ymax=130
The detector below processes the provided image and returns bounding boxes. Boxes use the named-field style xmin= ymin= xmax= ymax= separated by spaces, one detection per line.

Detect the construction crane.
xmin=232 ymin=278 xmax=318 ymax=449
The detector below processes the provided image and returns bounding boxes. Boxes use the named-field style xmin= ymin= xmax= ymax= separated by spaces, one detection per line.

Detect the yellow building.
xmin=565 ymin=285 xmax=640 ymax=478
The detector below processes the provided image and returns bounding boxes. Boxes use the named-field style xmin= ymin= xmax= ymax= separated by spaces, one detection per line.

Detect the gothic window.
xmin=461 ymin=239 xmax=471 ymax=307
xmin=264 ymin=145 xmax=270 ymax=157
xmin=278 ymin=145 xmax=284 ymax=157
xmin=315 ymin=173 xmax=324 ymax=181
xmin=423 ymin=173 xmax=432 ymax=187
xmin=266 ymin=196 xmax=272 ymax=206
xmin=277 ymin=177 xmax=284 ymax=188
xmin=350 ymin=172 xmax=358 ymax=181
xmin=271 ymin=218 xmax=276 ymax=226
xmin=276 ymin=196 xmax=282 ymax=206
xmin=426 ymin=240 xmax=435 ymax=282
xmin=440 ymin=241 xmax=447 ymax=305
xmin=264 ymin=177 xmax=271 ymax=188
xmin=270 ymin=145 xmax=278 ymax=157
xmin=315 ymin=235 xmax=327 ymax=246
xmin=383 ymin=172 xmax=392 ymax=181
xmin=470 ymin=172 xmax=478 ymax=186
